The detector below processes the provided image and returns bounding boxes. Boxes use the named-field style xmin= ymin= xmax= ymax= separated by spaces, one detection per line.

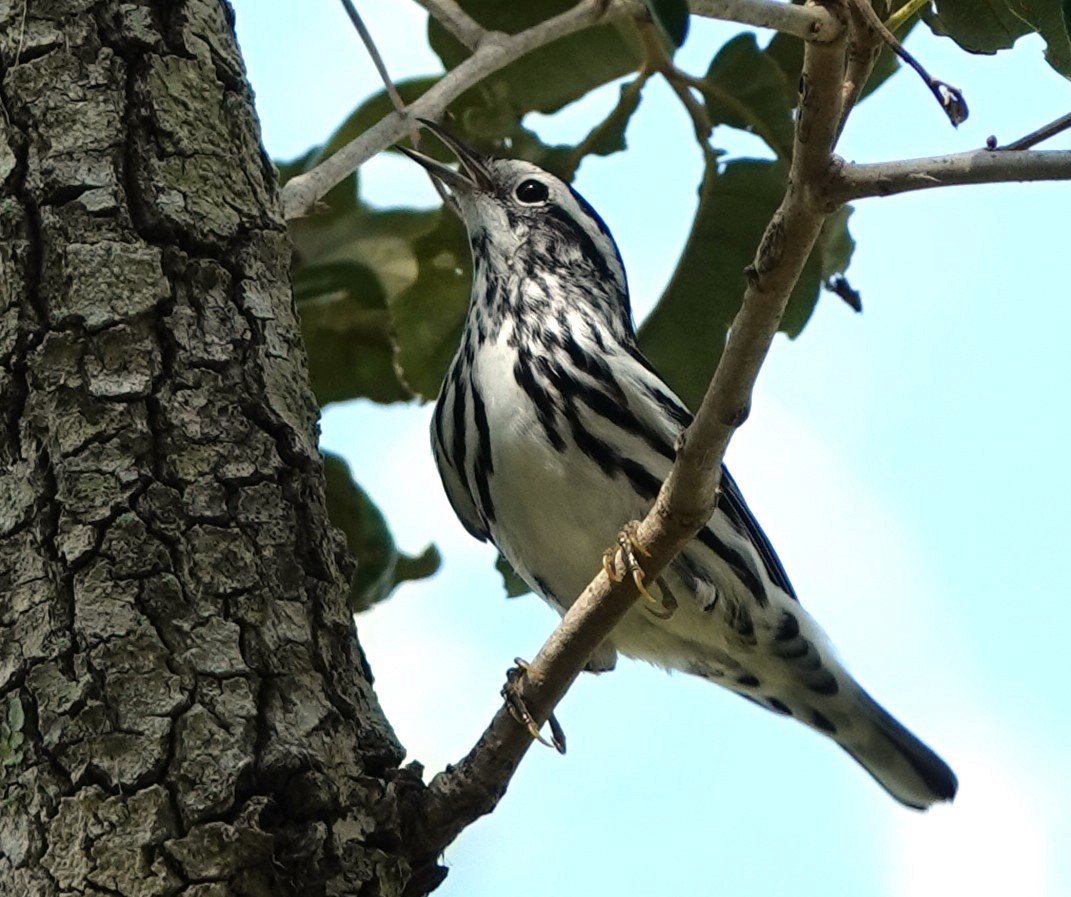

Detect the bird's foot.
xmin=602 ymin=521 xmax=676 ymax=619
xmin=501 ymin=658 xmax=566 ymax=754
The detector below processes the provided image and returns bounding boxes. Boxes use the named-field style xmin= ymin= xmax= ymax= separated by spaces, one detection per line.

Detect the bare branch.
xmin=689 ymin=0 xmax=842 ymax=42
xmin=665 ymin=7 xmax=848 ymax=525
xmin=402 ymin=1 xmax=851 ymax=884
xmin=997 ymin=110 xmax=1071 ymax=151
xmin=826 ymin=149 xmax=1071 ymax=203
xmin=412 ymin=0 xmax=487 ymax=51
xmin=280 ymin=0 xmax=627 ymax=219
xmin=636 ymin=18 xmax=718 ymax=165
xmin=845 ymin=0 xmax=967 ymax=126
xmin=341 ymin=0 xmax=419 ymax=146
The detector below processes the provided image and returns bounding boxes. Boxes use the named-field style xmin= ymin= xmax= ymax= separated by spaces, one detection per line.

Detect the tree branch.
xmin=341 ymin=0 xmax=419 ymax=146
xmin=997 ymin=110 xmax=1071 ymax=151
xmin=412 ymin=0 xmax=487 ymax=51
xmin=281 ymin=0 xmax=846 ymax=219
xmin=826 ymin=149 xmax=1071 ymax=203
xmin=689 ymin=0 xmax=842 ymax=41
xmin=401 ymin=0 xmax=850 ymax=885
xmin=281 ymin=0 xmax=625 ymax=219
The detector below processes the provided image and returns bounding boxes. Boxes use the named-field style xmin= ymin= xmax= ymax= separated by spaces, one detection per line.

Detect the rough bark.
xmin=0 ymin=2 xmax=423 ymax=895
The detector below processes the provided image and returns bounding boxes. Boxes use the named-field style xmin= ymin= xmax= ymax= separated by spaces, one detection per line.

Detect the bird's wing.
xmin=621 ymin=344 xmax=797 ymax=600
xmin=717 ymin=466 xmax=797 ymax=599
xmin=431 ymin=401 xmax=491 ymax=543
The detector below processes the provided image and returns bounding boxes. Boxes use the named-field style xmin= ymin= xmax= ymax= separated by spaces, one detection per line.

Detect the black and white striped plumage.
xmin=402 ymin=125 xmax=957 ymax=810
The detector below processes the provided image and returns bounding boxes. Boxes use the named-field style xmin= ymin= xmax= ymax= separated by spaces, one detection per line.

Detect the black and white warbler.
xmin=400 ymin=121 xmax=957 ymax=810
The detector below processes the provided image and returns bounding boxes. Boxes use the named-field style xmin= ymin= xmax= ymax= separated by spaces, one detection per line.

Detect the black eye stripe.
xmin=516 ymin=179 xmax=549 ymax=204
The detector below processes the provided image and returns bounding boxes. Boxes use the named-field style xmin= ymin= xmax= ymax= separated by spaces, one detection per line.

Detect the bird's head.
xmin=398 ymin=119 xmax=631 ymax=334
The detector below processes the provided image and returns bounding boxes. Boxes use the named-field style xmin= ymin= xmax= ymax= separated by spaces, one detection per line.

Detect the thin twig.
xmin=561 ymin=72 xmax=651 ymax=180
xmin=835 ymin=0 xmax=884 ymax=140
xmin=689 ymin=0 xmax=842 ymax=42
xmin=845 ymin=0 xmax=967 ymax=126
xmin=340 ymin=0 xmax=420 ymax=147
xmin=825 ymin=149 xmax=1071 ymax=202
xmin=412 ymin=0 xmax=486 ymax=51
xmin=636 ymin=19 xmax=717 ymax=167
xmin=995 ymin=111 xmax=1071 ymax=151
xmin=885 ymin=0 xmax=928 ymax=34
xmin=281 ymin=0 xmax=624 ymax=219
xmin=401 ymin=0 xmax=851 ymax=883
xmin=282 ymin=0 xmax=845 ymax=219
xmin=688 ymin=73 xmax=793 ymax=160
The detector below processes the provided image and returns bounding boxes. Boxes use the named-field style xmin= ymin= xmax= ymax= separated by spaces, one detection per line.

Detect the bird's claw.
xmin=501 ymin=658 xmax=566 ymax=754
xmin=604 ymin=522 xmax=676 ymax=619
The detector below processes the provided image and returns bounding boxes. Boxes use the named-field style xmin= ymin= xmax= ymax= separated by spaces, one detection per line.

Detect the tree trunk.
xmin=0 ymin=2 xmax=423 ymax=894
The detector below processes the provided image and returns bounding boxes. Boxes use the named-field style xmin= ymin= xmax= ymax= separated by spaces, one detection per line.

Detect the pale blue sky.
xmin=232 ymin=4 xmax=1070 ymax=896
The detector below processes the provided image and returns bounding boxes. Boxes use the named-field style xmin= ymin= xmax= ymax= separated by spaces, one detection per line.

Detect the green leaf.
xmin=496 ymin=555 xmax=531 ymax=598
xmin=389 ymin=211 xmax=472 ymax=400
xmin=500 ymin=125 xmax=579 ymax=182
xmin=703 ymin=34 xmax=795 ymax=159
xmin=817 ymin=206 xmax=855 ymax=281
xmin=924 ymin=0 xmax=1032 ymax=54
xmin=287 ymin=204 xmax=443 ymax=406
xmin=296 ymin=262 xmax=410 ymax=405
xmin=428 ymin=0 xmax=642 ymax=118
xmin=580 ymin=81 xmax=643 ymax=158
xmin=638 ymin=160 xmax=855 ymax=409
xmin=323 ymin=452 xmax=440 ymax=614
xmin=646 ymin=0 xmax=690 ymax=48
xmin=1007 ymin=0 xmax=1071 ymax=77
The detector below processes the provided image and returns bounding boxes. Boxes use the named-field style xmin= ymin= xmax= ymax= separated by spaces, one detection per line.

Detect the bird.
xmin=399 ymin=120 xmax=957 ymax=810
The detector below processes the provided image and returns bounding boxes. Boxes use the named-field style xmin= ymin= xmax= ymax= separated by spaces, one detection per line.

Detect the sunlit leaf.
xmin=286 ymin=204 xmax=442 ymax=406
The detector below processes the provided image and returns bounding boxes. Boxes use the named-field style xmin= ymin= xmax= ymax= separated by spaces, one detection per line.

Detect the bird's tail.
xmin=834 ymin=687 xmax=958 ymax=810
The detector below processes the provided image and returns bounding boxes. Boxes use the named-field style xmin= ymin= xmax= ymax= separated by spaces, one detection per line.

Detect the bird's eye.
xmin=515 ymin=179 xmax=549 ymax=204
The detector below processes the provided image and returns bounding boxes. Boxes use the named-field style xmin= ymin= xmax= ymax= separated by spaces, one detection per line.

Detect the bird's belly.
xmin=488 ymin=409 xmax=646 ymax=609
xmin=473 ymin=353 xmax=644 ymax=608
xmin=488 ymin=418 xmax=754 ymax=673
xmin=472 ymin=348 xmax=776 ymax=679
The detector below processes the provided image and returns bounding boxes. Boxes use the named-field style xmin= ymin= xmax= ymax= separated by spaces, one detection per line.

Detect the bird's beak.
xmin=396 ymin=118 xmax=494 ymax=196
